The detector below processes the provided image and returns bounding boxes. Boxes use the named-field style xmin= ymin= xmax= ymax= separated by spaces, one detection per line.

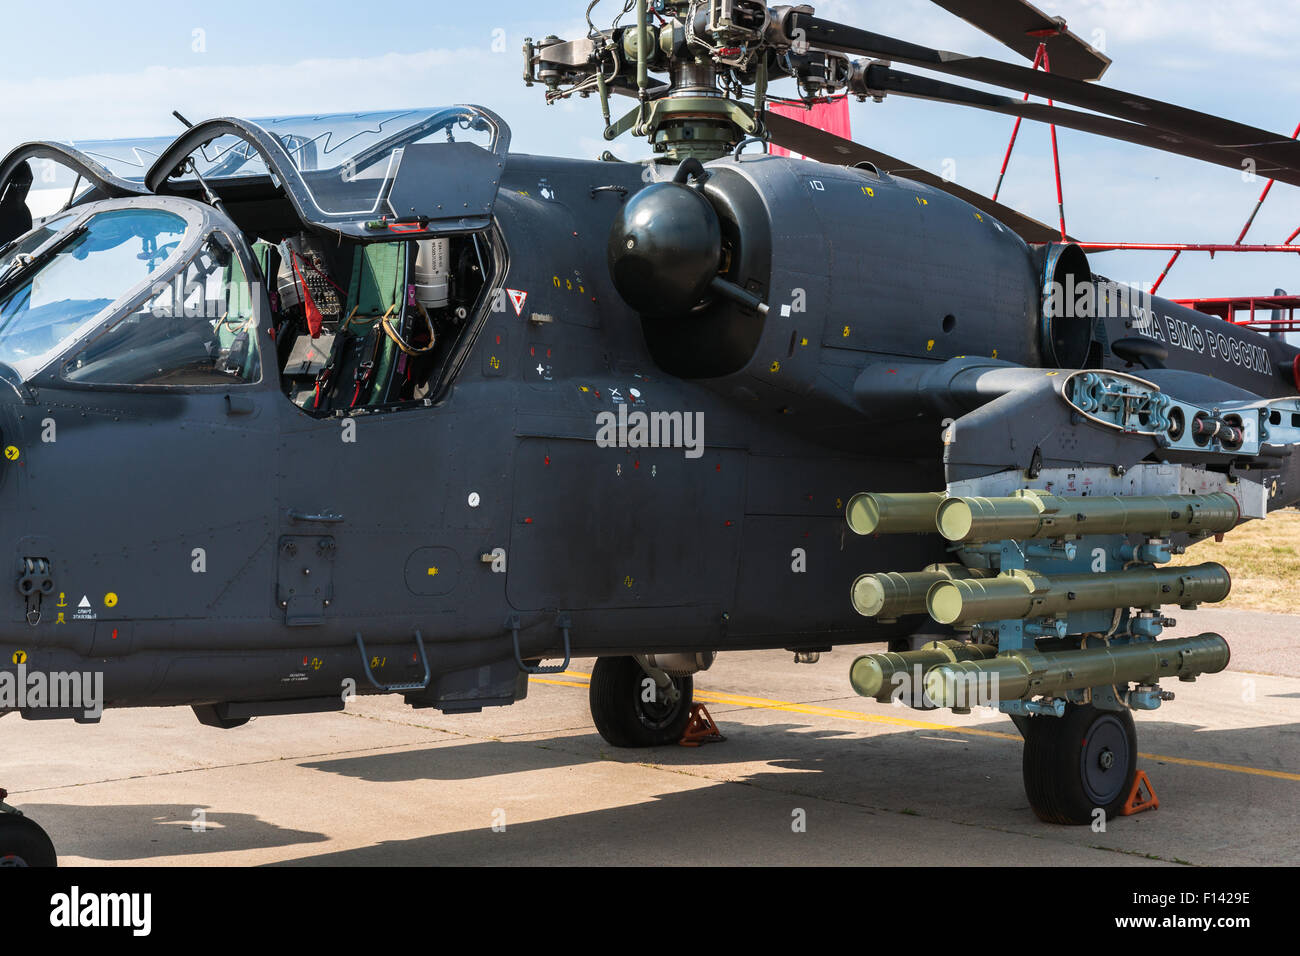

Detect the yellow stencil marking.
xmin=4 ymin=446 xmax=19 ymax=461
xmin=104 ymin=592 xmax=118 ymax=608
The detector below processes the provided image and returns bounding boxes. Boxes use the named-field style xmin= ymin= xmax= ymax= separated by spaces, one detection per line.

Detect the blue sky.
xmin=5 ymin=0 xmax=1300 ymax=309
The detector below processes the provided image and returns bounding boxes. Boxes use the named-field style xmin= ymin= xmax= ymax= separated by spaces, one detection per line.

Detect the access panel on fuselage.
xmin=506 ymin=437 xmax=744 ymax=611
xmin=730 ymin=454 xmax=948 ymax=638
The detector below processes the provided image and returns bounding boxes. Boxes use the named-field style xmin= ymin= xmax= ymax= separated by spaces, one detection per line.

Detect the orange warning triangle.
xmin=679 ymin=703 xmax=726 ymax=747
xmin=1121 ymin=769 xmax=1159 ymax=815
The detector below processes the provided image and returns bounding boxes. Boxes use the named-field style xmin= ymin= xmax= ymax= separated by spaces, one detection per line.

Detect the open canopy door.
xmin=0 ymin=141 xmax=150 ymax=247
xmin=144 ymin=106 xmax=511 ymax=242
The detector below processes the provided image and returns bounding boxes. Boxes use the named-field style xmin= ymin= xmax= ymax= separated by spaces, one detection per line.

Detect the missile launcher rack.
xmin=846 ymin=487 xmax=1240 ymax=718
xmin=844 ymin=480 xmax=1251 ymax=823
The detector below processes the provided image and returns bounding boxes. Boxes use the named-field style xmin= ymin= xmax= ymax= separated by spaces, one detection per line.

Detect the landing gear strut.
xmin=0 ymin=790 xmax=57 ymax=867
xmin=1022 ymin=703 xmax=1137 ymax=825
xmin=589 ymin=656 xmax=694 ymax=747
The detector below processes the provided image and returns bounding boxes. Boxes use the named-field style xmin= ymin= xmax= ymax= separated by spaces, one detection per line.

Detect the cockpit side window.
xmin=61 ymin=232 xmax=262 ymax=387
xmin=0 ymin=208 xmax=186 ymax=379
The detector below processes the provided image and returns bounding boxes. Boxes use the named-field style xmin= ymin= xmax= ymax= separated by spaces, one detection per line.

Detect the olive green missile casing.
xmin=852 ymin=564 xmax=991 ymax=618
xmin=924 ymin=632 xmax=1231 ymax=706
xmin=936 ymin=490 xmax=1240 ymax=543
xmin=926 ymin=562 xmax=1231 ymax=625
xmin=846 ymin=492 xmax=946 ymax=536
xmin=850 ymin=639 xmax=998 ymax=701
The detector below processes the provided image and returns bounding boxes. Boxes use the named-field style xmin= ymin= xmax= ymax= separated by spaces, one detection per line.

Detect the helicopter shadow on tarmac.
xmin=279 ymin=712 xmax=1300 ymax=866
xmin=16 ymin=803 xmax=329 ymax=861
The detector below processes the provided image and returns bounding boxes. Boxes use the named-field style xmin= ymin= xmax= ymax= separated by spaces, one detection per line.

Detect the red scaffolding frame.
xmin=990 ymin=40 xmax=1299 ymax=335
xmin=1171 ymin=294 xmax=1300 ymax=332
xmin=992 ymin=41 xmax=1067 ymax=241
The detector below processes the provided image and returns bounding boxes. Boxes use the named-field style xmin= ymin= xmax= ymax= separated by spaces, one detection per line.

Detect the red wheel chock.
xmin=679 ymin=703 xmax=726 ymax=747
xmin=1121 ymin=769 xmax=1159 ymax=815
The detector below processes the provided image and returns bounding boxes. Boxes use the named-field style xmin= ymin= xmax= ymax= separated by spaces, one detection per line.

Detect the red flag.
xmin=768 ymin=98 xmax=852 ymax=159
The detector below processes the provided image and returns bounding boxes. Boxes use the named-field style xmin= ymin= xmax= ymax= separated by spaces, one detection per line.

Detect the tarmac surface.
xmin=4 ymin=608 xmax=1298 ymax=866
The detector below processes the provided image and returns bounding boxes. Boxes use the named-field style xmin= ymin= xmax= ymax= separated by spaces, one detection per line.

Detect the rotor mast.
xmin=526 ymin=2 xmax=851 ymax=163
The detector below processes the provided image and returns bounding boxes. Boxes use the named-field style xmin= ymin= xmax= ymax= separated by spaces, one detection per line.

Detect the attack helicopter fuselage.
xmin=0 ymin=107 xmax=1296 ymax=724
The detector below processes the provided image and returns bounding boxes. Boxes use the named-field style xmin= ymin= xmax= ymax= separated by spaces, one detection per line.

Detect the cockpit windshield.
xmin=0 ymin=208 xmax=187 ymax=379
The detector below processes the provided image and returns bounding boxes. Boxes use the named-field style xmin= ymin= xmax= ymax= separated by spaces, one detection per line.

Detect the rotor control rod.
xmin=926 ymin=562 xmax=1232 ymax=626
xmin=924 ymin=633 xmax=1231 ymax=706
xmin=852 ymin=564 xmax=990 ymax=618
xmin=846 ymin=491 xmax=946 ymax=535
xmin=936 ymin=490 xmax=1241 ymax=542
xmin=850 ymin=639 xmax=997 ymax=702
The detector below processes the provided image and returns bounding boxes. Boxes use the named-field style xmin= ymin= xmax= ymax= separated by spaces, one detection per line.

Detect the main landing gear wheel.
xmin=0 ymin=813 xmax=57 ymax=867
xmin=1022 ymin=703 xmax=1137 ymax=825
xmin=589 ymin=656 xmax=694 ymax=748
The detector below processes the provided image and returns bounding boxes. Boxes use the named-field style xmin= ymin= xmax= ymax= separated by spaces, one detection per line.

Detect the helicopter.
xmin=2 ymin=0 xmax=1300 ymax=866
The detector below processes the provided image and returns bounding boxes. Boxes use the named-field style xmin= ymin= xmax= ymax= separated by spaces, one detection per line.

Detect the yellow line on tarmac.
xmin=691 ymin=689 xmax=1021 ymax=740
xmin=534 ymin=671 xmax=1300 ymax=782
xmin=1136 ymin=753 xmax=1300 ymax=782
xmin=536 ymin=672 xmax=1018 ymax=738
xmin=533 ymin=678 xmax=593 ymax=690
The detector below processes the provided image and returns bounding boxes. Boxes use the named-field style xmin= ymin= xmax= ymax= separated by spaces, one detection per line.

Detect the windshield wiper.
xmin=0 ymin=224 xmax=87 ymax=294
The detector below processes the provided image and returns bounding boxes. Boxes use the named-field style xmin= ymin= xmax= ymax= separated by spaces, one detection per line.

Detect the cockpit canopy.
xmin=0 ymin=106 xmax=510 ymax=245
xmin=0 ymin=107 xmax=508 ymax=396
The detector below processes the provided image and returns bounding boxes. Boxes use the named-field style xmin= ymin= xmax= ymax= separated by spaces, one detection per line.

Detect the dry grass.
xmin=1169 ymin=509 xmax=1300 ymax=614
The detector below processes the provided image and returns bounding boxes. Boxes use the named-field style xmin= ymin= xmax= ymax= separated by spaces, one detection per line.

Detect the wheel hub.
xmin=636 ymin=677 xmax=685 ymax=731
xmin=1080 ymin=717 xmax=1130 ymax=806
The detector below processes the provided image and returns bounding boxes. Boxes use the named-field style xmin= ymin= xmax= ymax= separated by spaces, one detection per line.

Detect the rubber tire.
xmin=0 ymin=814 xmax=57 ymax=867
xmin=589 ymin=656 xmax=693 ymax=748
xmin=1023 ymin=703 xmax=1137 ymax=825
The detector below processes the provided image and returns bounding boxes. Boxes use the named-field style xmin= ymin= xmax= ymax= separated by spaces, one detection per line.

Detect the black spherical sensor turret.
xmin=607 ymin=180 xmax=722 ymax=318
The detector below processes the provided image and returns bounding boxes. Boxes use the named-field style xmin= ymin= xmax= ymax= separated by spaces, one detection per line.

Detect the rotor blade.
xmin=763 ymin=110 xmax=1066 ymax=244
xmin=868 ymin=65 xmax=1300 ymax=188
xmin=789 ymin=13 xmax=1300 ymax=175
xmin=928 ymin=0 xmax=1111 ymax=80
